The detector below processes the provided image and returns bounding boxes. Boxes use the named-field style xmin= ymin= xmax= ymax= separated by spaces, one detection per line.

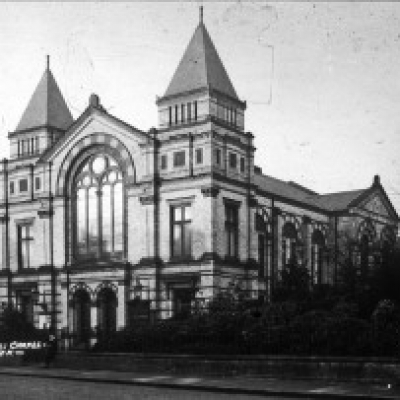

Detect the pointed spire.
xmin=162 ymin=15 xmax=239 ymax=101
xmin=15 ymin=61 xmax=73 ymax=132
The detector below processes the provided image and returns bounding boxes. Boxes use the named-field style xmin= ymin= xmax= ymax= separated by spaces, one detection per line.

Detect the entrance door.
xmin=73 ymin=289 xmax=91 ymax=346
xmin=97 ymin=288 xmax=117 ymax=343
xmin=173 ymin=288 xmax=192 ymax=320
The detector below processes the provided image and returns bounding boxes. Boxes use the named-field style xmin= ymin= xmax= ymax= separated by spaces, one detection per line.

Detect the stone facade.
xmin=0 ymin=15 xmax=398 ymax=346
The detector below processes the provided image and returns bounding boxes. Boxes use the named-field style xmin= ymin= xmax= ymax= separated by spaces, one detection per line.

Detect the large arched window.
xmin=311 ymin=230 xmax=325 ymax=285
xmin=74 ymin=153 xmax=124 ymax=260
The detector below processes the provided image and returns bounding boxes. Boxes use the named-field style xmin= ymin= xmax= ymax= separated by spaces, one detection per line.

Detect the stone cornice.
xmin=201 ymin=186 xmax=220 ymax=198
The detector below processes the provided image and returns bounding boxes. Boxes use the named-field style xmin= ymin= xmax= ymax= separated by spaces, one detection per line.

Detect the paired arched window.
xmin=311 ymin=230 xmax=325 ymax=284
xmin=74 ymin=153 xmax=124 ymax=260
xmin=282 ymin=222 xmax=298 ymax=266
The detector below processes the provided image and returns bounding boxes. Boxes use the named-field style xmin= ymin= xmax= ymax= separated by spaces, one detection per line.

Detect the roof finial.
xmin=46 ymin=55 xmax=50 ymax=71
xmin=200 ymin=5 xmax=203 ymax=24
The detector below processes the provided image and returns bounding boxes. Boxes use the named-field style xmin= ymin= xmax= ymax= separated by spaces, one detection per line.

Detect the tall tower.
xmin=156 ymin=7 xmax=246 ymax=133
xmin=8 ymin=56 xmax=73 ymax=162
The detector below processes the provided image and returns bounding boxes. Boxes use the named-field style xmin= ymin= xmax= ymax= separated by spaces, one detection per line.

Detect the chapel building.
xmin=0 ymin=11 xmax=398 ymax=346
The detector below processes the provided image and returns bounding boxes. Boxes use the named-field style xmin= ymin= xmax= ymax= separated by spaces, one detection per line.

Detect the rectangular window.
xmin=240 ymin=157 xmax=245 ymax=173
xmin=19 ymin=179 xmax=28 ymax=193
xmin=233 ymin=109 xmax=237 ymax=126
xmin=161 ymin=155 xmax=168 ymax=170
xmin=229 ymin=153 xmax=237 ymax=169
xmin=10 ymin=181 xmax=15 ymax=195
xmin=215 ymin=149 xmax=221 ymax=165
xmin=31 ymin=138 xmax=34 ymax=154
xmin=225 ymin=203 xmax=239 ymax=258
xmin=194 ymin=101 xmax=198 ymax=120
xmin=168 ymin=106 xmax=172 ymax=126
xmin=187 ymin=102 xmax=192 ymax=121
xmin=18 ymin=224 xmax=33 ymax=269
xmin=35 ymin=177 xmax=41 ymax=191
xmin=173 ymin=151 xmax=186 ymax=167
xmin=35 ymin=137 xmax=39 ymax=153
xmin=181 ymin=104 xmax=185 ymax=123
xmin=195 ymin=148 xmax=203 ymax=164
xmin=171 ymin=204 xmax=192 ymax=258
xmin=17 ymin=141 xmax=21 ymax=157
xmin=175 ymin=105 xmax=178 ymax=124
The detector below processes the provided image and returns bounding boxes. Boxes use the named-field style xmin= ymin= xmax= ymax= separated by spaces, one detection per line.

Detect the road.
xmin=0 ymin=375 xmax=298 ymax=399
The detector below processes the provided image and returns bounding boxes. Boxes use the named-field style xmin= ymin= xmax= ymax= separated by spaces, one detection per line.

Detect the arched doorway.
xmin=72 ymin=289 xmax=91 ymax=346
xmin=97 ymin=288 xmax=117 ymax=344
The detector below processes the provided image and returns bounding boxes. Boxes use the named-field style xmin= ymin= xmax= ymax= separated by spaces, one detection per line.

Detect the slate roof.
xmin=15 ymin=67 xmax=73 ymax=132
xmin=162 ymin=20 xmax=239 ymax=101
xmin=315 ymin=190 xmax=366 ymax=212
xmin=254 ymin=172 xmax=368 ymax=213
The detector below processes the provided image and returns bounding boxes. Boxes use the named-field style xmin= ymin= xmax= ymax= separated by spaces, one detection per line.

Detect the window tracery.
xmin=74 ymin=153 xmax=124 ymax=260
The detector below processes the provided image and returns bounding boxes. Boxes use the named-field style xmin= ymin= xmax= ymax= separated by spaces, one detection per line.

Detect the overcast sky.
xmin=1 ymin=1 xmax=400 ymax=213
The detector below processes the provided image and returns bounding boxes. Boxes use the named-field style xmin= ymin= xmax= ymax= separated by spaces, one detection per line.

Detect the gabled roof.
xmin=162 ymin=19 xmax=239 ymax=102
xmin=38 ymin=94 xmax=149 ymax=164
xmin=15 ymin=66 xmax=73 ymax=133
xmin=254 ymin=171 xmax=398 ymax=220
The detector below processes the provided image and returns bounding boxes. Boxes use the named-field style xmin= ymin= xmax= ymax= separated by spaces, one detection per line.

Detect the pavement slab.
xmin=0 ymin=366 xmax=398 ymax=399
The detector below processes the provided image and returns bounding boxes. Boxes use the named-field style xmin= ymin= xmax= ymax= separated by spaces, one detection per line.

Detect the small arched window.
xmin=74 ymin=153 xmax=124 ymax=260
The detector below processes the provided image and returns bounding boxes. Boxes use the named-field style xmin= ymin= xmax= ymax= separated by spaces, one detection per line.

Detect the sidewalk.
xmin=0 ymin=365 xmax=398 ymax=399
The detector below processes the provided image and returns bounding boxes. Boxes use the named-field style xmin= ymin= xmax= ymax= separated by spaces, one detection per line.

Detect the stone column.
xmin=90 ymin=300 xmax=97 ymax=348
xmin=117 ymin=281 xmax=126 ymax=330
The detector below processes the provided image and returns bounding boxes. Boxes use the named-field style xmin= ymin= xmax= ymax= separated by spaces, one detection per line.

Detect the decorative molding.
xmin=272 ymin=207 xmax=282 ymax=217
xmin=139 ymin=195 xmax=157 ymax=205
xmin=15 ymin=217 xmax=35 ymax=225
xmin=223 ymin=197 xmax=242 ymax=207
xmin=201 ymin=186 xmax=220 ymax=198
xmin=248 ymin=196 xmax=258 ymax=207
xmin=38 ymin=209 xmax=54 ymax=219
xmin=199 ymin=252 xmax=222 ymax=262
xmin=0 ymin=215 xmax=9 ymax=224
xmin=137 ymin=257 xmax=163 ymax=267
